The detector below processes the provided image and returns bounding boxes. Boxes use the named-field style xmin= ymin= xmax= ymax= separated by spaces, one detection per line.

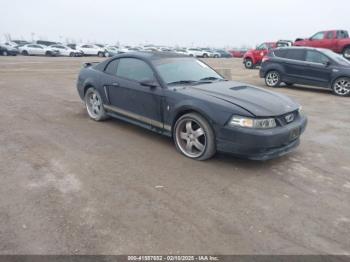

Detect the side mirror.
xmin=140 ymin=79 xmax=159 ymax=88
xmin=324 ymin=61 xmax=332 ymax=67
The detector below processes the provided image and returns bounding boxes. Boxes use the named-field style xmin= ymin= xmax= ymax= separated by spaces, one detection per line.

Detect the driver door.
xmin=103 ymin=58 xmax=164 ymax=130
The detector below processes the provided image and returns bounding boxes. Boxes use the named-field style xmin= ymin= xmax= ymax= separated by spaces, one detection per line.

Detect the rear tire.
xmin=203 ymin=53 xmax=209 ymax=58
xmin=244 ymin=59 xmax=254 ymax=69
xmin=69 ymin=52 xmax=75 ymax=57
xmin=265 ymin=70 xmax=282 ymax=87
xmin=173 ymin=113 xmax=216 ymax=161
xmin=84 ymin=87 xmax=109 ymax=121
xmin=332 ymin=77 xmax=350 ymax=96
xmin=98 ymin=52 xmax=105 ymax=57
xmin=343 ymin=47 xmax=350 ymax=60
xmin=45 ymin=51 xmax=52 ymax=57
xmin=22 ymin=50 xmax=28 ymax=56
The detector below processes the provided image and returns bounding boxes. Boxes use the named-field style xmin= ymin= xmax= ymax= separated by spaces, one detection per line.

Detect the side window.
xmin=337 ymin=31 xmax=349 ymax=39
xmin=305 ymin=51 xmax=329 ymax=64
xmin=286 ymin=49 xmax=305 ymax=61
xmin=105 ymin=59 xmax=119 ymax=75
xmin=116 ymin=58 xmax=154 ymax=82
xmin=257 ymin=43 xmax=267 ymax=50
xmin=325 ymin=32 xmax=334 ymax=39
xmin=311 ymin=32 xmax=325 ymax=40
xmin=273 ymin=49 xmax=288 ymax=58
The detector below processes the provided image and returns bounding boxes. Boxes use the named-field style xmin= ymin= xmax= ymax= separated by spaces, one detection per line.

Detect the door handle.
xmin=111 ymin=82 xmax=119 ymax=87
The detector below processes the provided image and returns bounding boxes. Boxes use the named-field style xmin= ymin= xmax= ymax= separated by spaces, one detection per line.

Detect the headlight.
xmin=229 ymin=116 xmax=277 ymax=129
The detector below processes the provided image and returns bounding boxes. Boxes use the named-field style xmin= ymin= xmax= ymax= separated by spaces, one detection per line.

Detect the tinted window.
xmin=285 ymin=49 xmax=305 ymax=61
xmin=311 ymin=32 xmax=325 ymax=40
xmin=337 ymin=31 xmax=349 ymax=39
xmin=305 ymin=50 xmax=329 ymax=64
xmin=105 ymin=59 xmax=119 ymax=75
xmin=116 ymin=58 xmax=154 ymax=82
xmin=273 ymin=49 xmax=288 ymax=58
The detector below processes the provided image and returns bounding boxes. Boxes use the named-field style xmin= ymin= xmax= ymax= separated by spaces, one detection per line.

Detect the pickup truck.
xmin=294 ymin=30 xmax=350 ymax=59
xmin=243 ymin=40 xmax=292 ymax=69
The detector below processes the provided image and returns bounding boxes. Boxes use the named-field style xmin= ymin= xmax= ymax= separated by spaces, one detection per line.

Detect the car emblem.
xmin=285 ymin=113 xmax=295 ymax=123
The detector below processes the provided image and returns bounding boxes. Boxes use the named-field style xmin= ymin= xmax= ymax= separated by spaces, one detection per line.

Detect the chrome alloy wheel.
xmin=86 ymin=89 xmax=103 ymax=118
xmin=266 ymin=71 xmax=280 ymax=86
xmin=333 ymin=78 xmax=350 ymax=96
xmin=344 ymin=48 xmax=350 ymax=59
xmin=175 ymin=118 xmax=206 ymax=158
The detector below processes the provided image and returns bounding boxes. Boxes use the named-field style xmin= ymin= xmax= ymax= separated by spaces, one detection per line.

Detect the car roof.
xmin=116 ymin=51 xmax=188 ymax=60
xmin=275 ymin=46 xmax=329 ymax=52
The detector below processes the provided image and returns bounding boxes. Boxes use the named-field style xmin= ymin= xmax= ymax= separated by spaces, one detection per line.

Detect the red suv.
xmin=243 ymin=42 xmax=277 ymax=69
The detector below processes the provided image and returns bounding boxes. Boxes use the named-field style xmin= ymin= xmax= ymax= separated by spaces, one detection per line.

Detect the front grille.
xmin=276 ymin=110 xmax=299 ymax=126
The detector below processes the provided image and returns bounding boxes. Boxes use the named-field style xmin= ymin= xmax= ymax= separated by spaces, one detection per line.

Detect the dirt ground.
xmin=0 ymin=56 xmax=349 ymax=255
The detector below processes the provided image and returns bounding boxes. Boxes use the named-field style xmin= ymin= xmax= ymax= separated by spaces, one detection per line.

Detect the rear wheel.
xmin=45 ymin=51 xmax=52 ymax=57
xmin=265 ymin=71 xmax=282 ymax=87
xmin=174 ymin=113 xmax=216 ymax=161
xmin=84 ymin=87 xmax=108 ymax=121
xmin=22 ymin=50 xmax=28 ymax=56
xmin=244 ymin=58 xmax=254 ymax=69
xmin=332 ymin=77 xmax=350 ymax=96
xmin=203 ymin=53 xmax=209 ymax=58
xmin=343 ymin=47 xmax=350 ymax=60
xmin=98 ymin=52 xmax=105 ymax=57
xmin=69 ymin=52 xmax=75 ymax=57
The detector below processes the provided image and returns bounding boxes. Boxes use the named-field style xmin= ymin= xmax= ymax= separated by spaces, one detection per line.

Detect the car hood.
xmin=185 ymin=81 xmax=300 ymax=117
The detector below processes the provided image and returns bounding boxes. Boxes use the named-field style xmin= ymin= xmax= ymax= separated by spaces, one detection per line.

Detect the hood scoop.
xmin=230 ymin=86 xmax=248 ymax=91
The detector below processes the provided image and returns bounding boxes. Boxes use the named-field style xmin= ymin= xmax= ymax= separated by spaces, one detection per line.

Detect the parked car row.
xmin=0 ymin=39 xmax=240 ymax=58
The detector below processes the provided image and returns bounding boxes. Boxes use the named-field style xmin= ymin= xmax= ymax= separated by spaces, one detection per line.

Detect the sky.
xmin=1 ymin=0 xmax=349 ymax=48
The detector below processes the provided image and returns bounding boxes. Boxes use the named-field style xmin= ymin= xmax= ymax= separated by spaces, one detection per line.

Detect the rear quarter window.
xmin=285 ymin=49 xmax=305 ymax=61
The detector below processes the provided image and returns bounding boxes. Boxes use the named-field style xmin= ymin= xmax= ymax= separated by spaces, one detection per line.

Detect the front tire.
xmin=69 ymin=52 xmax=75 ymax=57
xmin=84 ymin=88 xmax=108 ymax=121
xmin=332 ymin=77 xmax=350 ymax=96
xmin=98 ymin=52 xmax=105 ymax=57
xmin=244 ymin=59 xmax=254 ymax=69
xmin=45 ymin=51 xmax=52 ymax=57
xmin=22 ymin=50 xmax=28 ymax=56
xmin=265 ymin=70 xmax=282 ymax=87
xmin=174 ymin=113 xmax=216 ymax=161
xmin=203 ymin=53 xmax=209 ymax=58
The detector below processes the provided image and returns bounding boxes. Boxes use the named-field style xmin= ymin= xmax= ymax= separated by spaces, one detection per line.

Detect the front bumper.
xmin=216 ymin=115 xmax=307 ymax=160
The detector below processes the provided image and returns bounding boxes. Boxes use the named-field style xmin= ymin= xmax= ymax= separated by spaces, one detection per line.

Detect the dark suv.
xmin=260 ymin=47 xmax=350 ymax=96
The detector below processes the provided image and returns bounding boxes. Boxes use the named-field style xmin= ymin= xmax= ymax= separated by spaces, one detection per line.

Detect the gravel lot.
xmin=0 ymin=56 xmax=349 ymax=255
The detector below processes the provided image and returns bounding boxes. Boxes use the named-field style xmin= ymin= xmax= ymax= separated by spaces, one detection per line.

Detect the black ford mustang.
xmin=77 ymin=52 xmax=307 ymax=160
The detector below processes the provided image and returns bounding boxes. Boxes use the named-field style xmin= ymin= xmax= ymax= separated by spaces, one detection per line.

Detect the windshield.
xmin=154 ymin=58 xmax=223 ymax=85
xmin=323 ymin=49 xmax=350 ymax=66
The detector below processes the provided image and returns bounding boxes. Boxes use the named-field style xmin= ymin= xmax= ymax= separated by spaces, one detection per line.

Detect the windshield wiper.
xmin=167 ymin=80 xmax=198 ymax=85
